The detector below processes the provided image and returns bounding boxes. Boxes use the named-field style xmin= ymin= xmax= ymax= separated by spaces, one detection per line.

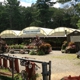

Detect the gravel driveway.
xmin=4 ymin=50 xmax=80 ymax=80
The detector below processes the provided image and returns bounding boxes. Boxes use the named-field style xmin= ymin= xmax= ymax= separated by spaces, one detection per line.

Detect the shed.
xmin=67 ymin=30 xmax=80 ymax=42
xmin=67 ymin=30 xmax=80 ymax=50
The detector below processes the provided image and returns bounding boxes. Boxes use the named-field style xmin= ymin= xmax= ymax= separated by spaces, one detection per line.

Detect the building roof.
xmin=18 ymin=26 xmax=51 ymax=38
xmin=48 ymin=27 xmax=75 ymax=37
xmin=0 ymin=30 xmax=21 ymax=38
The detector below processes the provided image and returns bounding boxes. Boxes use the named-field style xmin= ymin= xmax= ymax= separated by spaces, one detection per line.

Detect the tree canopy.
xmin=0 ymin=0 xmax=80 ymax=32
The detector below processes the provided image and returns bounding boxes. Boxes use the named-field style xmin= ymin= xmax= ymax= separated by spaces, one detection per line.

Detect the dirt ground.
xmin=3 ymin=50 xmax=80 ymax=80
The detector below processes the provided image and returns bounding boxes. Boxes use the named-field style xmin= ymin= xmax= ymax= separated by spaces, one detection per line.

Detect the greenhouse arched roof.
xmin=18 ymin=26 xmax=48 ymax=37
xmin=48 ymin=27 xmax=75 ymax=37
xmin=0 ymin=30 xmax=20 ymax=38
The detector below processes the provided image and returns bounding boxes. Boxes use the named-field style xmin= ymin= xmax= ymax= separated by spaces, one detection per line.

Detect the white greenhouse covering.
xmin=0 ymin=30 xmax=20 ymax=38
xmin=48 ymin=27 xmax=75 ymax=37
xmin=1 ymin=27 xmax=79 ymax=38
xmin=18 ymin=26 xmax=51 ymax=38
xmin=41 ymin=27 xmax=53 ymax=35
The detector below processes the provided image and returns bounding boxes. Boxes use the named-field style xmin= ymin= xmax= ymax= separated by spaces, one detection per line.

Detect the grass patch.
xmin=52 ymin=54 xmax=77 ymax=60
xmin=0 ymin=69 xmax=40 ymax=80
xmin=0 ymin=68 xmax=10 ymax=73
xmin=0 ymin=74 xmax=22 ymax=80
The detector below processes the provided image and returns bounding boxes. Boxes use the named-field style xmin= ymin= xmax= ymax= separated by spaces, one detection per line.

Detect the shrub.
xmin=10 ymin=45 xmax=14 ymax=49
xmin=29 ymin=50 xmax=37 ymax=55
xmin=68 ymin=42 xmax=75 ymax=46
xmin=10 ymin=44 xmax=24 ymax=49
xmin=14 ymin=44 xmax=19 ymax=49
xmin=19 ymin=44 xmax=24 ymax=49
xmin=61 ymin=41 xmax=68 ymax=50
xmin=65 ymin=42 xmax=78 ymax=53
xmin=37 ymin=50 xmax=45 ymax=55
xmin=39 ymin=43 xmax=52 ymax=54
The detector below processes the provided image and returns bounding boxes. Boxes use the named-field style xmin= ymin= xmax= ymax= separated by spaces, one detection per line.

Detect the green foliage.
xmin=77 ymin=19 xmax=80 ymax=29
xmin=10 ymin=44 xmax=24 ymax=49
xmin=29 ymin=50 xmax=37 ymax=55
xmin=37 ymin=50 xmax=45 ymax=55
xmin=19 ymin=44 xmax=24 ymax=49
xmin=0 ymin=74 xmax=22 ymax=80
xmin=61 ymin=41 xmax=68 ymax=50
xmin=5 ymin=0 xmax=22 ymax=30
xmin=0 ymin=0 xmax=80 ymax=32
xmin=0 ymin=69 xmax=38 ymax=80
xmin=32 ymin=0 xmax=53 ymax=27
xmin=14 ymin=44 xmax=19 ymax=49
xmin=14 ymin=74 xmax=22 ymax=80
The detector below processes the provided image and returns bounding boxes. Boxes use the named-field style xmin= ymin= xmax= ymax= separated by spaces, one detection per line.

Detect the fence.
xmin=0 ymin=54 xmax=51 ymax=80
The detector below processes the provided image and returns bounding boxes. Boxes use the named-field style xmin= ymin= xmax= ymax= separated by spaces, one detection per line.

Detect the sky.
xmin=0 ymin=0 xmax=79 ymax=8
xmin=0 ymin=0 xmax=62 ymax=8
xmin=19 ymin=0 xmax=37 ymax=7
xmin=19 ymin=0 xmax=80 ymax=8
xmin=19 ymin=0 xmax=62 ymax=8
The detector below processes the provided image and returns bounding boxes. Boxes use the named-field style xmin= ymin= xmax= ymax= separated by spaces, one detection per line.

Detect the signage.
xmin=23 ymin=29 xmax=40 ymax=34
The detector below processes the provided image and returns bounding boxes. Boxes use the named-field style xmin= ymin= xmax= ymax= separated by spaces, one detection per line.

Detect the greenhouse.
xmin=0 ymin=26 xmax=80 ymax=50
xmin=0 ymin=30 xmax=20 ymax=38
xmin=18 ymin=26 xmax=52 ymax=38
xmin=48 ymin=27 xmax=75 ymax=37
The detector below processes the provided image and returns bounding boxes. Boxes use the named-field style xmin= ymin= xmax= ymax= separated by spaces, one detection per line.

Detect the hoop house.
xmin=18 ymin=26 xmax=48 ymax=38
xmin=48 ymin=27 xmax=75 ymax=37
xmin=0 ymin=30 xmax=20 ymax=38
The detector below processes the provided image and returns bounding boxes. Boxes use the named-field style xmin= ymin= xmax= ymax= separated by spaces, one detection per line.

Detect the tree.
xmin=31 ymin=0 xmax=54 ymax=28
xmin=62 ymin=7 xmax=79 ymax=28
xmin=0 ymin=0 xmax=79 ymax=32
xmin=56 ymin=0 xmax=79 ymax=29
xmin=19 ymin=7 xmax=33 ymax=28
xmin=77 ymin=20 xmax=80 ymax=28
xmin=0 ymin=5 xmax=9 ymax=32
xmin=75 ymin=3 xmax=80 ymax=28
xmin=6 ymin=0 xmax=23 ymax=30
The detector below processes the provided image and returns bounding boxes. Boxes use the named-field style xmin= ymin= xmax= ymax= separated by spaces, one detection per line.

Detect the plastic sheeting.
xmin=18 ymin=26 xmax=48 ymax=38
xmin=0 ymin=30 xmax=20 ymax=38
xmin=48 ymin=27 xmax=75 ymax=37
